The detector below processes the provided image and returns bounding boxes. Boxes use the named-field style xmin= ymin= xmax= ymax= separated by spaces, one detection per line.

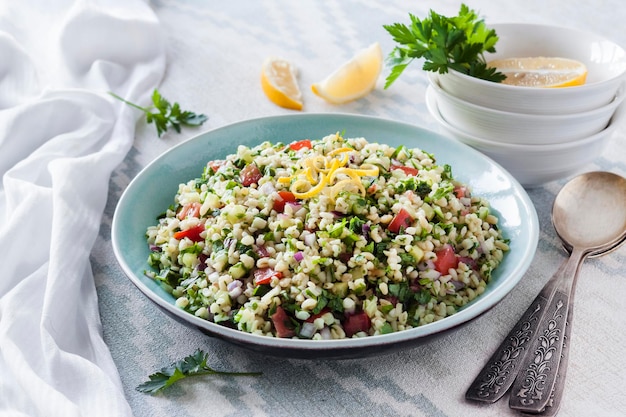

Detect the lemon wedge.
xmin=311 ymin=42 xmax=383 ymax=104
xmin=488 ymin=57 xmax=587 ymax=88
xmin=261 ymin=57 xmax=303 ymax=110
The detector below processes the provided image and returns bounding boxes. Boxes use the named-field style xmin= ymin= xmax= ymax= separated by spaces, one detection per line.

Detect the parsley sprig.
xmin=109 ymin=89 xmax=208 ymax=137
xmin=136 ymin=349 xmax=261 ymax=394
xmin=383 ymin=4 xmax=506 ymax=88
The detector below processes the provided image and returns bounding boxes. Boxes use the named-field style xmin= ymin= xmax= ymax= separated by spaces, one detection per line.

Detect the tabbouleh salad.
xmin=145 ymin=132 xmax=509 ymax=339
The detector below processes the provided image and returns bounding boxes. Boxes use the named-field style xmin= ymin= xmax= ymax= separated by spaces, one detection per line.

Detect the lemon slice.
xmin=311 ymin=42 xmax=383 ymax=104
xmin=261 ymin=57 xmax=303 ymax=110
xmin=488 ymin=57 xmax=587 ymax=88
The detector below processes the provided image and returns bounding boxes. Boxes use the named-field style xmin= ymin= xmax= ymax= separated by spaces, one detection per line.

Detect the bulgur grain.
xmin=145 ymin=133 xmax=509 ymax=339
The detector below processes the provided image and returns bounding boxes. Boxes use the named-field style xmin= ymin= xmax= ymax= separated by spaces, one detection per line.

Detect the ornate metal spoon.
xmin=537 ymin=233 xmax=626 ymax=417
xmin=509 ymin=171 xmax=626 ymax=413
xmin=465 ymin=172 xmax=626 ymax=411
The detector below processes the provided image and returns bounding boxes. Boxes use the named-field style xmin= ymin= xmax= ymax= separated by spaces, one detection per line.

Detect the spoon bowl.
xmin=552 ymin=171 xmax=626 ymax=251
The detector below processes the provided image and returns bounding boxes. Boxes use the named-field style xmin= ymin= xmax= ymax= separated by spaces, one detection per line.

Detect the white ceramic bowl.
xmin=428 ymin=74 xmax=624 ymax=145
xmin=434 ymin=23 xmax=626 ymax=115
xmin=425 ymin=86 xmax=623 ymax=187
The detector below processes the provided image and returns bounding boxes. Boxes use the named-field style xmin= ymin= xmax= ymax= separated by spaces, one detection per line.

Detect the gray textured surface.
xmin=93 ymin=1 xmax=626 ymax=416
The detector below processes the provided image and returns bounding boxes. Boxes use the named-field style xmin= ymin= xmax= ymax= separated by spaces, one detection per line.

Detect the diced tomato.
xmin=390 ymin=165 xmax=419 ymax=176
xmin=454 ymin=186 xmax=467 ymax=199
xmin=387 ymin=208 xmax=413 ymax=234
xmin=433 ymin=244 xmax=459 ymax=274
xmin=207 ymin=160 xmax=225 ymax=173
xmin=271 ymin=306 xmax=296 ymax=338
xmin=289 ymin=139 xmax=312 ymax=151
xmin=177 ymin=202 xmax=202 ymax=220
xmin=173 ymin=223 xmax=205 ymax=242
xmin=343 ymin=311 xmax=371 ymax=337
xmin=240 ymin=164 xmax=262 ymax=186
xmin=253 ymin=267 xmax=282 ymax=285
xmin=272 ymin=190 xmax=297 ymax=212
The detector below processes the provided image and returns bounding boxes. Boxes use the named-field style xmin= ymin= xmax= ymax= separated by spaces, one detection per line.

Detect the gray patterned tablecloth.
xmin=92 ymin=1 xmax=626 ymax=416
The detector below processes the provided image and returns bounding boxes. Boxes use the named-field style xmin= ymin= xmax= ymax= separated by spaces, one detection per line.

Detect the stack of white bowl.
xmin=425 ymin=23 xmax=626 ymax=187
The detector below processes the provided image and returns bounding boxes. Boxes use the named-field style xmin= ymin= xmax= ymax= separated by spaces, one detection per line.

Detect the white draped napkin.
xmin=0 ymin=1 xmax=165 ymax=415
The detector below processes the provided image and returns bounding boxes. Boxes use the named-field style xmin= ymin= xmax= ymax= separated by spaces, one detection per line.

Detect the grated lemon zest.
xmin=329 ymin=167 xmax=360 ymax=183
xmin=292 ymin=175 xmax=329 ymax=199
xmin=329 ymin=179 xmax=366 ymax=202
xmin=281 ymin=146 xmax=379 ymax=200
xmin=304 ymin=167 xmax=316 ymax=183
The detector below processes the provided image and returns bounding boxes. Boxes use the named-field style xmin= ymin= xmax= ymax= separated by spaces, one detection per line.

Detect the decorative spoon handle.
xmin=534 ymin=300 xmax=574 ymax=416
xmin=465 ymin=269 xmax=561 ymax=403
xmin=508 ymin=248 xmax=585 ymax=413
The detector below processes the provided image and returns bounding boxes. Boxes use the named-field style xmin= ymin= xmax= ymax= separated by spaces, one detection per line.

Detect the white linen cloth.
xmin=0 ymin=1 xmax=165 ymax=415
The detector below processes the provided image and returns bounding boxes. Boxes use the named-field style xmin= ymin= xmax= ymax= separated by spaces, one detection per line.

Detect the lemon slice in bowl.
xmin=488 ymin=57 xmax=588 ymax=87
xmin=261 ymin=57 xmax=303 ymax=110
xmin=311 ymin=42 xmax=383 ymax=104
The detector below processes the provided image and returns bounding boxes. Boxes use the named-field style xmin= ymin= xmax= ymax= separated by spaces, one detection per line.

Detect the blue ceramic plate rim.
xmin=112 ymin=113 xmax=539 ymax=355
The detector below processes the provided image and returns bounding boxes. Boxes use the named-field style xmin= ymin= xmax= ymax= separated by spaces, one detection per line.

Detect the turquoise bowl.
xmin=112 ymin=113 xmax=539 ymax=359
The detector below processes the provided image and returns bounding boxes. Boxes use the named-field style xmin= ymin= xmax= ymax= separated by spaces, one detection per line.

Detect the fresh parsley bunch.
xmin=109 ymin=89 xmax=208 ymax=137
xmin=136 ymin=349 xmax=261 ymax=394
xmin=383 ymin=4 xmax=506 ymax=88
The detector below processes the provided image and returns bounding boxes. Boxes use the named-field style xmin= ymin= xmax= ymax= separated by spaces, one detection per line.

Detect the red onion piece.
xmin=451 ymin=280 xmax=466 ymax=291
xmin=256 ymin=245 xmax=270 ymax=258
xmin=228 ymin=287 xmax=243 ymax=299
xmin=227 ymin=280 xmax=242 ymax=291
xmin=286 ymin=202 xmax=302 ymax=211
xmin=320 ymin=327 xmax=332 ymax=340
xmin=299 ymin=322 xmax=316 ymax=338
xmin=303 ymin=233 xmax=316 ymax=247
xmin=259 ymin=182 xmax=276 ymax=195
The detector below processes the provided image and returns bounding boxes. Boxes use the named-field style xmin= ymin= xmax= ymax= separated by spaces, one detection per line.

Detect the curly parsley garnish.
xmin=136 ymin=349 xmax=261 ymax=394
xmin=383 ymin=4 xmax=506 ymax=88
xmin=109 ymin=89 xmax=208 ymax=137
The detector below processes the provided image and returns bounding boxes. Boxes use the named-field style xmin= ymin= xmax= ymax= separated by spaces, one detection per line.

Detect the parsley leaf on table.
xmin=136 ymin=349 xmax=262 ymax=394
xmin=383 ymin=3 xmax=506 ymax=88
xmin=109 ymin=89 xmax=208 ymax=137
